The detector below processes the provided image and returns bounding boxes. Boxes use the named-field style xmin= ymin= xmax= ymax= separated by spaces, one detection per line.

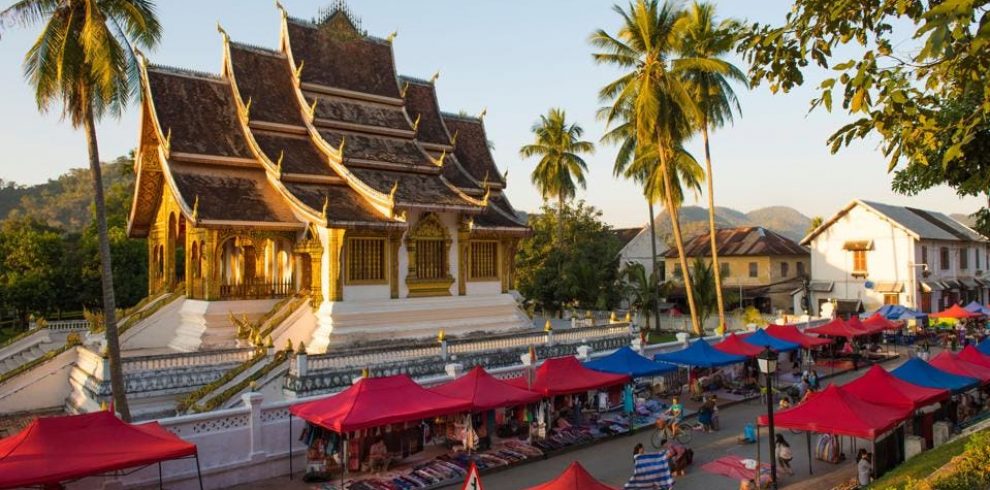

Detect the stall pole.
xmin=158 ymin=461 xmax=163 ymax=490
xmin=871 ymin=439 xmax=877 ymax=479
xmin=756 ymin=421 xmax=761 ymax=475
xmin=288 ymin=415 xmax=293 ymax=479
xmin=195 ymin=453 xmax=204 ymax=490
xmin=806 ymin=432 xmax=813 ymax=475
xmin=341 ymin=434 xmax=348 ymax=489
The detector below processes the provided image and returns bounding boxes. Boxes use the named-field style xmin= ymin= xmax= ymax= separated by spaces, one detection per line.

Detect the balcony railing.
xmin=219 ymin=280 xmax=294 ymax=300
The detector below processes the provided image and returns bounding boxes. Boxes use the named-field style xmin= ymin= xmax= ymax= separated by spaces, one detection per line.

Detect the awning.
xmin=834 ymin=300 xmax=864 ymax=315
xmin=808 ymin=281 xmax=834 ymax=292
xmin=764 ymin=324 xmax=834 ymax=349
xmin=741 ymin=328 xmax=800 ymax=352
xmin=505 ymin=356 xmax=630 ymax=397
xmin=958 ymin=346 xmax=990 ymax=371
xmin=920 ymin=281 xmax=946 ymax=292
xmin=712 ymin=333 xmax=765 ymax=357
xmin=943 ymin=280 xmax=962 ymax=290
xmin=978 ymin=338 xmax=990 ymax=356
xmin=757 ymin=384 xmax=911 ymax=440
xmin=848 ymin=315 xmax=884 ymax=335
xmin=430 ymin=366 xmax=543 ymax=412
xmin=526 ymin=462 xmax=618 ymax=490
xmin=653 ymin=339 xmax=747 ymax=368
xmin=873 ymin=282 xmax=903 ymax=293
xmin=806 ymin=318 xmax=872 ymax=340
xmin=842 ymin=240 xmax=874 ymax=251
xmin=862 ymin=313 xmax=901 ymax=332
xmin=929 ymin=352 xmax=990 ymax=384
xmin=291 ymin=375 xmax=471 ymax=433
xmin=890 ymin=358 xmax=979 ymax=393
xmin=841 ymin=366 xmax=948 ymax=410
xmin=871 ymin=304 xmax=927 ymax=321
xmin=963 ymin=301 xmax=990 ymax=316
xmin=0 ymin=411 xmax=197 ymax=489
xmin=959 ymin=278 xmax=980 ymax=289
xmin=584 ymin=346 xmax=678 ymax=378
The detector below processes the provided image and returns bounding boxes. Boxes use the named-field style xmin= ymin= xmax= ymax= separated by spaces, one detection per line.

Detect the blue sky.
xmin=0 ymin=0 xmax=982 ymax=227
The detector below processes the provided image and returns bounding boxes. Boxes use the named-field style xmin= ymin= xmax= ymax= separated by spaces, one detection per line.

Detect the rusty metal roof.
xmin=665 ymin=226 xmax=808 ymax=258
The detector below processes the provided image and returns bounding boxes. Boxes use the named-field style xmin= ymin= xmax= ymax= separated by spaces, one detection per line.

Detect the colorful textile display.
xmin=815 ymin=433 xmax=841 ymax=463
xmin=624 ymin=452 xmax=675 ymax=489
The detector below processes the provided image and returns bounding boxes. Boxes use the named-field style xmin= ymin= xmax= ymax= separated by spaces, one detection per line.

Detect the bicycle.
xmin=651 ymin=419 xmax=692 ymax=447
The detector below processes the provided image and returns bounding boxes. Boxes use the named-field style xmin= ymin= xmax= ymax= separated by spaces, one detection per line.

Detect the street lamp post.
xmin=758 ymin=347 xmax=779 ymax=490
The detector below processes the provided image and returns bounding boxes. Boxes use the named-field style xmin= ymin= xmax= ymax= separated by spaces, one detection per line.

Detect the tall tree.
xmin=1 ymin=0 xmax=162 ymax=421
xmin=591 ymin=0 xmax=705 ymax=334
xmin=520 ymin=108 xmax=595 ymax=243
xmin=806 ymin=216 xmax=824 ymax=236
xmin=676 ymin=1 xmax=745 ymax=332
xmin=620 ymin=262 xmax=665 ymax=332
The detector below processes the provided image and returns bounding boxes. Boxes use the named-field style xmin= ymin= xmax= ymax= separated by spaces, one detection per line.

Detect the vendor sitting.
xmin=368 ymin=438 xmax=391 ymax=473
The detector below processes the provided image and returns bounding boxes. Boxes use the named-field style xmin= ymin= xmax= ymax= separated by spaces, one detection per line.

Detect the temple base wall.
xmin=308 ymin=293 xmax=531 ymax=352
xmin=168 ymin=299 xmax=280 ymax=352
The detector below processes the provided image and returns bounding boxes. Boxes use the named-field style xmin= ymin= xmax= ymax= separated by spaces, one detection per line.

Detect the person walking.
xmin=775 ymin=434 xmax=794 ymax=476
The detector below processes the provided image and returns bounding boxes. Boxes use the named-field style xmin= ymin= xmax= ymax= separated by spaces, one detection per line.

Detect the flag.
xmin=625 ymin=452 xmax=674 ymax=489
xmin=461 ymin=462 xmax=484 ymax=490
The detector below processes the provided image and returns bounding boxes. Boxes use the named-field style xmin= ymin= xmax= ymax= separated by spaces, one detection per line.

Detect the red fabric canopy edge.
xmin=806 ymin=318 xmax=871 ymax=339
xmin=757 ymin=384 xmax=911 ymax=439
xmin=505 ymin=356 xmax=630 ymax=396
xmin=712 ymin=332 xmax=764 ymax=357
xmin=931 ymin=304 xmax=981 ymax=319
xmin=958 ymin=345 xmax=990 ymax=370
xmin=841 ymin=365 xmax=948 ymax=410
xmin=930 ymin=352 xmax=990 ymax=383
xmin=0 ymin=411 xmax=196 ymax=489
xmin=525 ymin=462 xmax=619 ymax=490
xmin=290 ymin=375 xmax=471 ymax=433
xmin=764 ymin=324 xmax=834 ymax=348
xmin=430 ymin=366 xmax=543 ymax=411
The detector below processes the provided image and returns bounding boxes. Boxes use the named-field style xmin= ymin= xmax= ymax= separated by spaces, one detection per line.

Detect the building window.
xmin=960 ymin=248 xmax=969 ymax=269
xmin=719 ymin=263 xmax=730 ymax=278
xmin=977 ymin=248 xmax=982 ymax=270
xmin=415 ymin=239 xmax=446 ymax=280
xmin=780 ymin=262 xmax=790 ymax=277
xmin=940 ymin=247 xmax=950 ymax=270
xmin=921 ymin=246 xmax=928 ymax=267
xmin=883 ymin=293 xmax=899 ymax=306
xmin=346 ymin=237 xmax=386 ymax=283
xmin=469 ymin=241 xmax=498 ymax=280
xmin=852 ymin=250 xmax=867 ymax=275
xmin=796 ymin=262 xmax=806 ymax=276
xmin=748 ymin=262 xmax=758 ymax=278
xmin=673 ymin=264 xmax=682 ymax=279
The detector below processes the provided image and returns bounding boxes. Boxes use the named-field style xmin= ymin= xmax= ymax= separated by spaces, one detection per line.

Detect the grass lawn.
xmin=868 ymin=430 xmax=980 ymax=489
xmin=645 ymin=331 xmax=678 ymax=344
xmin=0 ymin=326 xmax=22 ymax=345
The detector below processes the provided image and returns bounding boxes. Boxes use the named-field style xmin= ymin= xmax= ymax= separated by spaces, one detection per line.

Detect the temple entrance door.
xmin=298 ymin=253 xmax=312 ymax=293
xmin=243 ymin=246 xmax=257 ymax=283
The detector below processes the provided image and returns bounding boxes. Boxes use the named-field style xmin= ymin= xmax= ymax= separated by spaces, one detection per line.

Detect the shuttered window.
xmin=346 ymin=237 xmax=386 ymax=283
xmin=852 ymin=250 xmax=867 ymax=274
xmin=470 ymin=241 xmax=498 ymax=279
xmin=416 ymin=239 xmax=446 ymax=280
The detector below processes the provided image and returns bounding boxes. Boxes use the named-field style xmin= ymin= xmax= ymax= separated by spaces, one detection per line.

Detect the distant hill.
xmin=0 ymin=156 xmax=134 ymax=233
xmin=651 ymin=205 xmax=812 ymax=243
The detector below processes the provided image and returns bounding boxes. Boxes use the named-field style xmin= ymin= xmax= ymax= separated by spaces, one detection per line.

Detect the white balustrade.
xmin=121 ymin=348 xmax=256 ymax=374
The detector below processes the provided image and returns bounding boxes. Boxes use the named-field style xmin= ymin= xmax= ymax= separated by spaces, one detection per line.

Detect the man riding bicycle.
xmin=662 ymin=396 xmax=684 ymax=436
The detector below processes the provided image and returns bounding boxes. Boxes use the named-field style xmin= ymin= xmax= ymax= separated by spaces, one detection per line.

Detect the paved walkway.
xmin=237 ymin=350 xmax=915 ymax=490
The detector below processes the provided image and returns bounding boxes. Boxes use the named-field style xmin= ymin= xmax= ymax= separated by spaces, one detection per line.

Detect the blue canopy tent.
xmin=653 ymin=340 xmax=747 ymax=368
xmin=963 ymin=301 xmax=990 ymax=316
xmin=872 ymin=304 xmax=928 ymax=321
xmin=890 ymin=358 xmax=979 ymax=394
xmin=977 ymin=338 xmax=990 ymax=356
xmin=742 ymin=329 xmax=800 ymax=352
xmin=585 ymin=346 xmax=677 ymax=378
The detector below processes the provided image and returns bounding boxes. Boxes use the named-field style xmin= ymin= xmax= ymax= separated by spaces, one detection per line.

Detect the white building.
xmin=616 ymin=225 xmax=669 ymax=276
xmin=798 ymin=199 xmax=989 ymax=315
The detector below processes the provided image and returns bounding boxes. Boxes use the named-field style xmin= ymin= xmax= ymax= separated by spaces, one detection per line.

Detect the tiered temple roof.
xmin=128 ymin=4 xmax=527 ymax=238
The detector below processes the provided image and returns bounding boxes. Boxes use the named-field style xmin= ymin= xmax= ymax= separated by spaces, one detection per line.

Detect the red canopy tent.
xmin=929 ymin=352 xmax=990 ymax=384
xmin=506 ymin=356 xmax=630 ymax=396
xmin=958 ymin=345 xmax=990 ymax=370
xmin=430 ymin=366 xmax=543 ymax=411
xmin=290 ymin=374 xmax=471 ymax=433
xmin=0 ymin=411 xmax=200 ymax=490
xmin=757 ymin=384 xmax=911 ymax=439
xmin=764 ymin=324 xmax=833 ymax=349
xmin=525 ymin=462 xmax=618 ymax=490
xmin=841 ymin=365 xmax=949 ymax=410
xmin=862 ymin=313 xmax=900 ymax=332
xmin=931 ymin=304 xmax=981 ymax=319
xmin=712 ymin=332 xmax=764 ymax=357
xmin=806 ymin=318 xmax=871 ymax=340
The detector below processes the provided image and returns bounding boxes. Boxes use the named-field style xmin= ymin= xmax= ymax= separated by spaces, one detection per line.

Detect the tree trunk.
xmin=647 ymin=199 xmax=662 ymax=333
xmin=658 ymin=143 xmax=701 ymax=335
xmin=83 ymin=104 xmax=131 ymax=422
xmin=702 ymin=123 xmax=727 ymax=331
xmin=557 ymin=193 xmax=566 ymax=246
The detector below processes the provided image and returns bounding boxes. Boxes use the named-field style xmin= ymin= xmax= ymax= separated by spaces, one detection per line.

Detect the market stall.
xmin=507 ymin=356 xmax=631 ymax=397
xmin=741 ymin=328 xmax=800 ymax=352
xmin=958 ymin=345 xmax=990 ymax=370
xmin=525 ymin=461 xmax=617 ymax=490
xmin=655 ymin=339 xmax=749 ymax=402
xmin=890 ymin=358 xmax=980 ymax=394
xmin=0 ymin=411 xmax=200 ymax=490
xmin=585 ymin=346 xmax=678 ymax=378
xmin=712 ymin=332 xmax=764 ymax=357
xmin=931 ymin=304 xmax=981 ymax=320
xmin=978 ymin=337 xmax=990 ymax=356
xmin=928 ymin=352 xmax=990 ymax=384
xmin=653 ymin=339 xmax=747 ymax=368
xmin=764 ymin=324 xmax=834 ymax=349
xmin=805 ymin=318 xmax=869 ymax=340
xmin=585 ymin=347 xmax=679 ymax=429
xmin=871 ymin=304 xmax=927 ymax=322
xmin=963 ymin=301 xmax=990 ymax=316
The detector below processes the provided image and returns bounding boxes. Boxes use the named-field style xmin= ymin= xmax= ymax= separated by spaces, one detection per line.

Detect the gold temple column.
xmin=327 ymin=228 xmax=346 ymax=302
xmin=388 ymin=231 xmax=402 ymax=299
xmin=309 ymin=248 xmax=324 ymax=305
xmin=457 ymin=229 xmax=470 ymax=296
xmin=202 ymin=230 xmax=219 ymax=300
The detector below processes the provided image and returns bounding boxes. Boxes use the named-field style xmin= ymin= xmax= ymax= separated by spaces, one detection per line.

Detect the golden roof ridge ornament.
xmin=308 ymin=98 xmax=319 ymax=121
xmin=337 ymin=135 xmax=346 ymax=155
xmin=430 ymin=70 xmax=440 ymax=84
xmin=192 ymin=195 xmax=200 ymax=222
xmin=275 ymin=150 xmax=284 ymax=177
xmin=503 ymin=168 xmax=509 ymax=182
xmin=243 ymin=96 xmax=252 ymax=120
xmin=478 ymin=107 xmax=487 ymax=119
xmin=386 ymin=30 xmax=398 ymax=43
xmin=432 ymin=149 xmax=446 ymax=168
xmin=400 ymin=81 xmax=409 ymax=98
xmin=321 ymin=195 xmax=329 ymax=220
xmin=216 ymin=22 xmax=228 ymax=41
xmin=389 ymin=181 xmax=399 ymax=201
xmin=164 ymin=128 xmax=172 ymax=154
xmin=412 ymin=113 xmax=421 ymax=132
xmin=294 ymin=60 xmax=305 ymax=80
xmin=450 ymin=129 xmax=459 ymax=147
xmin=275 ymin=0 xmax=287 ymax=18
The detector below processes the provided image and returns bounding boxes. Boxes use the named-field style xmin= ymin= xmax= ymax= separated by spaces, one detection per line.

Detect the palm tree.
xmin=591 ymin=0 xmax=705 ymax=335
xmin=620 ymin=262 xmax=665 ymax=333
xmin=676 ymin=1 xmax=746 ymax=332
xmin=1 ymin=0 xmax=162 ymax=421
xmin=520 ymin=108 xmax=595 ymax=243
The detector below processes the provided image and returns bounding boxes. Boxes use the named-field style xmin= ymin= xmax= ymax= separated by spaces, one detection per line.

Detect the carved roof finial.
xmin=478 ymin=107 xmax=487 ymax=119
xmin=482 ymin=185 xmax=491 ymax=206
xmin=243 ymin=96 xmax=252 ymax=119
xmin=389 ymin=181 xmax=399 ymax=201
xmin=386 ymin=30 xmax=398 ymax=43
xmin=164 ymin=127 xmax=172 ymax=153
xmin=294 ymin=60 xmax=304 ymax=80
xmin=308 ymin=98 xmax=319 ymax=121
xmin=430 ymin=70 xmax=440 ymax=84
xmin=337 ymin=135 xmax=346 ymax=155
xmin=275 ymin=150 xmax=284 ymax=176
xmin=216 ymin=22 xmax=228 ymax=41
xmin=192 ymin=195 xmax=200 ymax=221
xmin=275 ymin=0 xmax=287 ymax=18
xmin=433 ymin=149 xmax=446 ymax=168
xmin=400 ymin=81 xmax=410 ymax=98
xmin=412 ymin=113 xmax=421 ymax=132
xmin=321 ymin=195 xmax=329 ymax=220
xmin=503 ymin=168 xmax=509 ymax=182
xmin=450 ymin=129 xmax=459 ymax=147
